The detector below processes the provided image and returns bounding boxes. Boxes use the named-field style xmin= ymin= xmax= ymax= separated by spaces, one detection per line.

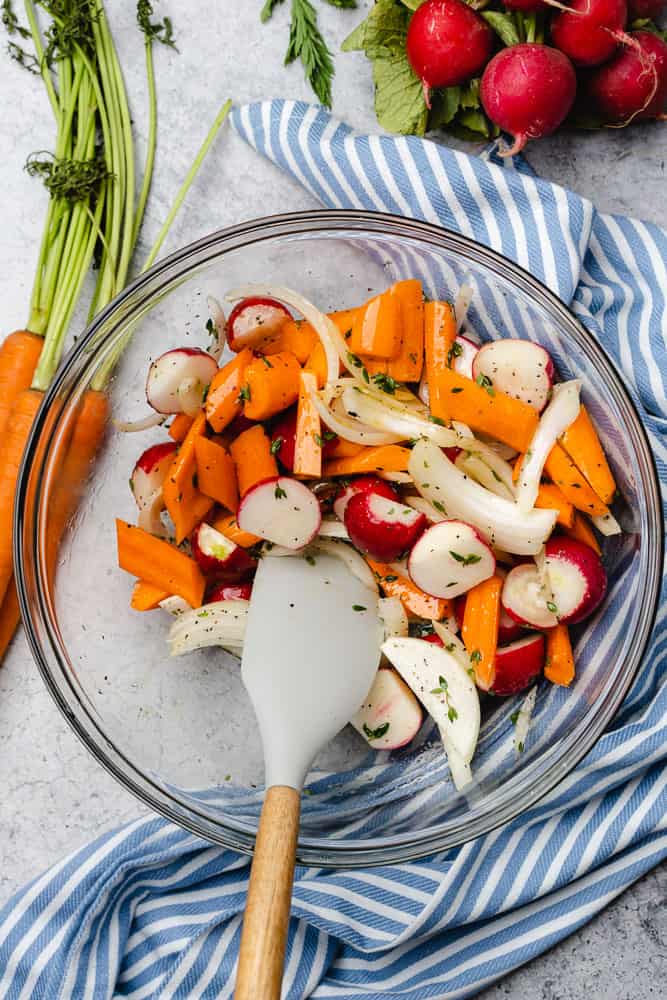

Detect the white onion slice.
xmin=443 ymin=735 xmax=473 ymax=791
xmin=431 ymin=620 xmax=470 ymax=670
xmin=403 ymin=495 xmax=447 ymax=524
xmin=168 ymin=600 xmax=249 ymax=655
xmin=114 ymin=412 xmax=166 ymax=433
xmin=453 ymin=423 xmax=516 ymax=497
xmin=513 ymin=685 xmax=537 ymax=753
xmin=307 ymin=380 xmax=402 ymax=446
xmin=454 ymin=283 xmax=474 ymax=331
xmin=378 ymin=596 xmax=409 ymax=640
xmin=456 ymin=452 xmax=514 ymax=501
xmin=377 ymin=471 xmax=412 ymax=484
xmin=206 ymin=294 xmax=227 ymax=361
xmin=159 ymin=595 xmax=190 ymax=616
xmin=516 ymin=380 xmax=581 ymax=512
xmin=317 ymin=518 xmax=350 ymax=539
xmin=341 ymin=385 xmax=463 ymax=449
xmin=591 ymin=511 xmax=622 ymax=536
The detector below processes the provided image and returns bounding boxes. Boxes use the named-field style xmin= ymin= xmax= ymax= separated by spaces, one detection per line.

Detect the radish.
xmin=191 ymin=523 xmax=257 ymax=580
xmin=550 ymin=0 xmax=628 ymax=68
xmin=408 ymin=520 xmax=495 ymax=599
xmin=333 ymin=475 xmax=398 ymax=522
xmin=472 ymin=340 xmax=554 ymax=412
xmin=405 ymin=0 xmax=494 ymax=104
xmin=146 ymin=348 xmax=218 ymax=415
xmin=344 ymin=492 xmax=427 ymax=563
xmin=451 ymin=335 xmax=479 ymax=380
xmin=587 ymin=31 xmax=667 ymax=124
xmin=481 ymin=44 xmax=577 ymax=156
xmin=627 ymin=0 xmax=665 ymax=15
xmin=503 ymin=0 xmax=547 ymax=8
xmin=237 ymin=476 xmax=321 ymax=550
xmin=130 ymin=441 xmax=177 ymax=534
xmin=270 ymin=407 xmax=298 ymax=471
xmin=544 ymin=536 xmax=607 ymax=624
xmin=226 ymin=296 xmax=291 ymax=352
xmin=492 ymin=633 xmax=545 ymax=696
xmin=208 ymin=581 xmax=253 ymax=602
xmin=502 ymin=563 xmax=559 ymax=629
xmin=351 ymin=667 xmax=423 ymax=750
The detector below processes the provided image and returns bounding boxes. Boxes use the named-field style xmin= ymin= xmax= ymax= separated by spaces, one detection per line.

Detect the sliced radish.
xmin=544 ymin=536 xmax=607 ymax=624
xmin=502 ymin=563 xmax=558 ymax=629
xmin=408 ymin=520 xmax=495 ymax=599
xmin=344 ymin=492 xmax=427 ymax=562
xmin=381 ymin=636 xmax=481 ymax=763
xmin=270 ymin=407 xmax=298 ymax=471
xmin=226 ymin=296 xmax=291 ymax=351
xmin=452 ymin=335 xmax=479 ymax=379
xmin=515 ymin=380 xmax=581 ymax=512
xmin=351 ymin=667 xmax=422 ymax=750
xmin=237 ymin=476 xmax=321 ymax=550
xmin=191 ymin=523 xmax=257 ymax=580
xmin=472 ymin=339 xmax=554 ymax=412
xmin=146 ymin=348 xmax=218 ymax=415
xmin=130 ymin=441 xmax=177 ymax=534
xmin=208 ymin=581 xmax=253 ymax=602
xmin=492 ymin=633 xmax=545 ymax=696
xmin=333 ymin=475 xmax=398 ymax=522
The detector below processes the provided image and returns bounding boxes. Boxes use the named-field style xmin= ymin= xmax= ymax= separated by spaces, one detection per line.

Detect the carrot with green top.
xmin=561 ymin=405 xmax=616 ymax=505
xmin=229 ymin=425 xmax=279 ymax=497
xmin=545 ymin=624 xmax=576 ymax=686
xmin=461 ymin=575 xmax=503 ymax=691
xmin=116 ymin=520 xmax=205 ymax=608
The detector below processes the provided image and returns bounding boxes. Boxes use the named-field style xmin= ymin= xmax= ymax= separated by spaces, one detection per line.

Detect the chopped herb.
xmin=224 ymin=774 xmax=231 ymax=781
xmin=517 ymin=741 xmax=525 ymax=753
xmin=274 ymin=484 xmax=287 ymax=499
xmin=445 ymin=642 xmax=455 ymax=652
xmin=303 ymin=788 xmax=313 ymax=796
xmin=305 ymin=553 xmax=316 ymax=566
xmin=386 ymin=507 xmax=396 ymax=515
xmin=491 ymin=469 xmax=502 ymax=483
xmin=270 ymin=436 xmax=284 ymax=455
xmin=408 ymin=352 xmax=418 ymax=364
xmin=448 ymin=706 xmax=458 ymax=722
xmin=449 ymin=550 xmax=482 ymax=566
xmin=201 ymin=384 xmax=209 ymax=404
xmin=430 ymin=675 xmax=458 ymax=721
xmin=510 ymin=710 xmax=520 ymax=725
xmin=450 ymin=387 xmax=464 ymax=394
xmin=429 ymin=415 xmax=445 ymax=426
xmin=372 ymin=372 xmax=398 ymax=394
xmin=361 ymin=366 xmax=370 ymax=384
xmin=197 ymin=611 xmax=209 ymax=618
xmin=363 ymin=721 xmax=390 ymax=740
xmin=352 ymin=604 xmax=367 ymax=612
xmin=476 ymin=373 xmax=496 ymax=397
xmin=470 ymin=649 xmax=482 ymax=664
xmin=447 ymin=341 xmax=463 ymax=367
xmin=430 ymin=675 xmax=448 ymax=694
xmin=205 ymin=317 xmax=215 ymax=336
xmin=344 ymin=329 xmax=352 ymax=340
xmin=347 ymin=350 xmax=363 ymax=368
xmin=261 ymin=355 xmax=273 ymax=368
xmin=383 ymin=574 xmax=398 ymax=583
xmin=432 ymin=500 xmax=447 ymax=514
xmin=546 ymin=601 xmax=558 ymax=614
xmin=238 ymin=384 xmax=251 ymax=402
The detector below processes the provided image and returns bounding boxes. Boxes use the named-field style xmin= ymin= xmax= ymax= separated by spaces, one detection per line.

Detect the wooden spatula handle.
xmin=234 ymin=785 xmax=301 ymax=1000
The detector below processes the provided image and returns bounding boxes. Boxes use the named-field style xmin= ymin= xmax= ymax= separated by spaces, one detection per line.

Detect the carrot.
xmin=0 ymin=331 xmax=44 ymax=440
xmin=545 ymin=623 xmax=575 ymax=687
xmin=461 ymin=575 xmax=503 ymax=691
xmin=424 ymin=300 xmax=457 ymax=419
xmin=212 ymin=511 xmax=260 ymax=547
xmin=116 ymin=520 xmax=205 ymax=608
xmin=323 ymin=444 xmax=413 ymax=478
xmin=305 ymin=340 xmax=346 ymax=389
xmin=243 ymin=351 xmax=301 ymax=421
xmin=205 ymin=348 xmax=253 ymax=433
xmin=535 ymin=483 xmax=575 ymax=528
xmin=563 ymin=511 xmax=601 ymax=555
xmin=561 ymin=405 xmax=616 ymax=505
xmin=348 ymin=290 xmax=402 ymax=360
xmin=131 ymin=579 xmax=170 ymax=611
xmin=325 ymin=437 xmax=365 ymax=460
xmin=194 ymin=436 xmax=239 ymax=512
xmin=429 ymin=367 xmax=539 ymax=452
xmin=293 ymin=371 xmax=322 ymax=478
xmin=544 ymin=442 xmax=609 ymax=517
xmin=163 ymin=412 xmax=214 ymax=543
xmin=0 ymin=580 xmax=21 ymax=662
xmin=169 ymin=413 xmax=194 ymax=443
xmin=259 ymin=318 xmax=317 ymax=365
xmin=229 ymin=424 xmax=279 ymax=497
xmin=385 ymin=279 xmax=424 ymax=383
xmin=366 ymin=559 xmax=453 ymax=621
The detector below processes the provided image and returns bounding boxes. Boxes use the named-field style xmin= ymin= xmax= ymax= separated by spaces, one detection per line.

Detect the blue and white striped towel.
xmin=1 ymin=101 xmax=665 ymax=999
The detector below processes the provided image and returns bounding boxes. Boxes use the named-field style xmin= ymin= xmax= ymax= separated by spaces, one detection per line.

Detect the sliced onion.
xmin=443 ymin=734 xmax=473 ymax=791
xmin=377 ymin=470 xmax=412 ymax=484
xmin=454 ymin=283 xmax=474 ymax=332
xmin=138 ymin=496 xmax=168 ymax=537
xmin=591 ymin=511 xmax=622 ymax=536
xmin=177 ymin=376 xmax=207 ymax=417
xmin=378 ymin=596 xmax=409 ymax=640
xmin=403 ymin=495 xmax=446 ymax=524
xmin=516 ymin=380 xmax=581 ymax=512
xmin=114 ymin=412 xmax=166 ymax=433
xmin=206 ymin=295 xmax=227 ymax=361
xmin=513 ymin=685 xmax=537 ymax=754
xmin=307 ymin=379 xmax=402 ymax=446
xmin=456 ymin=452 xmax=514 ymax=501
xmin=317 ymin=518 xmax=350 ymax=539
xmin=341 ymin=385 xmax=463 ymax=449
xmin=310 ymin=538 xmax=378 ymax=593
xmin=431 ymin=620 xmax=470 ymax=669
xmin=452 ymin=422 xmax=516 ymax=497
xmin=159 ymin=595 xmax=190 ymax=616
xmin=168 ymin=600 xmax=249 ymax=656
xmin=475 ymin=434 xmax=518 ymax=462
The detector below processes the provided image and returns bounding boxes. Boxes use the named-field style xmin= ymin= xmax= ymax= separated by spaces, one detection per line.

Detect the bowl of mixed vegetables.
xmin=16 ymin=211 xmax=662 ymax=865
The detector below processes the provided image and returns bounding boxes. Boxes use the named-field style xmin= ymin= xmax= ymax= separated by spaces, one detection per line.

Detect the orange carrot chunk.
xmin=259 ymin=318 xmax=317 ymax=365
xmin=461 ymin=575 xmax=502 ymax=691
xmin=535 ymin=482 xmax=575 ymax=528
xmin=544 ymin=442 xmax=609 ymax=517
xmin=325 ymin=437 xmax=365 ymax=460
xmin=545 ymin=623 xmax=576 ymax=687
xmin=116 ymin=520 xmax=205 ymax=608
xmin=243 ymin=351 xmax=301 ymax=421
xmin=386 ymin=279 xmax=424 ymax=383
xmin=205 ymin=348 xmax=253 ymax=433
xmin=229 ymin=424 xmax=279 ymax=497
xmin=194 ymin=436 xmax=239 ymax=513
xmin=561 ymin=405 xmax=616 ymax=505
xmin=212 ymin=511 xmax=261 ymax=548
xmin=366 ymin=559 xmax=453 ymax=621
xmin=293 ymin=371 xmax=322 ymax=478
xmin=131 ymin=579 xmax=170 ymax=611
xmin=424 ymin=300 xmax=457 ymax=420
xmin=563 ymin=511 xmax=601 ymax=555
xmin=163 ymin=412 xmax=214 ymax=543
xmin=348 ymin=290 xmax=402 ymax=360
xmin=169 ymin=413 xmax=194 ymax=443
xmin=323 ymin=444 xmax=412 ymax=478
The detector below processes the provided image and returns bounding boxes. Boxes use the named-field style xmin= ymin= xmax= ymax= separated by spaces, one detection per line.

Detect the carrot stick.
xmin=366 ymin=559 xmax=453 ymax=621
xmin=563 ymin=511 xmax=601 ymax=555
xmin=169 ymin=413 xmax=194 ymax=443
xmin=293 ymin=371 xmax=322 ymax=478
xmin=205 ymin=348 xmax=253 ymax=433
xmin=116 ymin=520 xmax=205 ymax=608
xmin=385 ymin=279 xmax=424 ymax=382
xmin=561 ymin=405 xmax=616 ymax=505
xmin=0 ymin=331 xmax=44 ymax=440
xmin=163 ymin=412 xmax=214 ymax=543
xmin=535 ymin=483 xmax=575 ymax=528
xmin=323 ymin=444 xmax=413 ymax=478
xmin=0 ymin=580 xmax=21 ymax=662
xmin=424 ymin=300 xmax=457 ymax=419
xmin=259 ymin=318 xmax=317 ymax=365
xmin=212 ymin=511 xmax=260 ymax=547
xmin=243 ymin=351 xmax=301 ymax=421
xmin=194 ymin=436 xmax=239 ymax=513
xmin=545 ymin=623 xmax=575 ymax=687
xmin=305 ymin=340 xmax=346 ymax=389
xmin=544 ymin=442 xmax=610 ymax=517
xmin=325 ymin=437 xmax=365 ymax=460
xmin=461 ymin=575 xmax=503 ymax=691
xmin=229 ymin=424 xmax=279 ymax=497
xmin=348 ymin=290 xmax=402 ymax=360
xmin=131 ymin=579 xmax=170 ymax=611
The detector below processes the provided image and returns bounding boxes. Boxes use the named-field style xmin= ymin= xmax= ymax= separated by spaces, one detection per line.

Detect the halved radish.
xmin=452 ymin=335 xmax=479 ymax=379
xmin=344 ymin=492 xmax=427 ymax=562
xmin=351 ymin=667 xmax=422 ymax=750
xmin=544 ymin=536 xmax=607 ymax=624
xmin=226 ymin=296 xmax=291 ymax=351
xmin=408 ymin=520 xmax=495 ymax=599
xmin=146 ymin=348 xmax=218 ymax=415
xmin=191 ymin=523 xmax=257 ymax=580
xmin=237 ymin=476 xmax=321 ymax=550
xmin=130 ymin=441 xmax=177 ymax=534
xmin=332 ymin=475 xmax=398 ymax=522
xmin=472 ymin=339 xmax=554 ymax=412
xmin=502 ymin=563 xmax=558 ymax=629
xmin=492 ymin=633 xmax=544 ymax=696
xmin=270 ymin=407 xmax=298 ymax=471
xmin=208 ymin=580 xmax=253 ymax=602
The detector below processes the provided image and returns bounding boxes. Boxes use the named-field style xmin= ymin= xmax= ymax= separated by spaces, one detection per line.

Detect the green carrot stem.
xmin=23 ymin=0 xmax=59 ymax=118
xmin=132 ymin=38 xmax=157 ymax=248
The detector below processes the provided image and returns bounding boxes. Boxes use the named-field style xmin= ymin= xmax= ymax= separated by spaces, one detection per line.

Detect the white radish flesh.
xmin=351 ymin=668 xmax=423 ymax=750
xmin=130 ymin=442 xmax=177 ymax=536
xmin=452 ymin=335 xmax=479 ymax=379
xmin=502 ymin=563 xmax=559 ymax=628
xmin=146 ymin=348 xmax=218 ymax=415
xmin=237 ymin=476 xmax=321 ymax=550
xmin=544 ymin=536 xmax=607 ymax=624
xmin=472 ymin=339 xmax=554 ymax=411
xmin=226 ymin=298 xmax=290 ymax=351
xmin=317 ymin=518 xmax=350 ymax=540
xmin=408 ymin=520 xmax=495 ymax=599
xmin=516 ymin=380 xmax=582 ymax=512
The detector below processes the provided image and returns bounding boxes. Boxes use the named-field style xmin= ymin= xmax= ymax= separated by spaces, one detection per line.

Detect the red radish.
xmin=191 ymin=523 xmax=257 ymax=580
xmin=550 ymin=0 xmax=628 ymax=68
xmin=408 ymin=520 xmax=495 ymax=599
xmin=480 ymin=44 xmax=577 ymax=156
xmin=503 ymin=0 xmax=547 ymax=8
xmin=146 ymin=348 xmax=218 ymax=415
xmin=333 ymin=475 xmax=398 ymax=522
xmin=472 ymin=340 xmax=554 ymax=412
xmin=406 ymin=0 xmax=494 ymax=104
xmin=351 ymin=668 xmax=423 ymax=750
xmin=226 ymin=296 xmax=291 ymax=352
xmin=544 ymin=536 xmax=607 ymax=624
xmin=270 ymin=407 xmax=298 ymax=471
xmin=225 ymin=413 xmax=256 ymax=439
xmin=452 ymin=335 xmax=479 ymax=380
xmin=627 ymin=0 xmax=665 ymax=15
xmin=455 ymin=591 xmax=523 ymax=643
xmin=443 ymin=447 xmax=462 ymax=463
xmin=502 ymin=563 xmax=559 ymax=628
xmin=492 ymin=633 xmax=545 ymax=696
xmin=208 ymin=580 xmax=253 ymax=602
xmin=587 ymin=31 xmax=667 ymax=123
xmin=130 ymin=441 xmax=177 ymax=534
xmin=237 ymin=476 xmax=321 ymax=550
xmin=423 ymin=633 xmax=444 ymax=646
xmin=344 ymin=492 xmax=427 ymax=563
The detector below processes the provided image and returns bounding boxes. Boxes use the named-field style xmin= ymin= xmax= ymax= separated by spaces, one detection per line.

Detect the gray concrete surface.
xmin=0 ymin=1 xmax=664 ymax=995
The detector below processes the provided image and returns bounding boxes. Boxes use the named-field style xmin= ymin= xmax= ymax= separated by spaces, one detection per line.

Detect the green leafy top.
xmin=137 ymin=0 xmax=177 ymax=49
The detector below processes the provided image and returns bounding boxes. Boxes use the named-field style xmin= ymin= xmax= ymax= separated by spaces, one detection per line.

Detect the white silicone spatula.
xmin=234 ymin=552 xmax=380 ymax=1000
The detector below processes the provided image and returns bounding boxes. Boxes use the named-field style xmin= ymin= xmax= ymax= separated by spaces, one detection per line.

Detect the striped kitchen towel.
xmin=0 ymin=100 xmax=665 ymax=999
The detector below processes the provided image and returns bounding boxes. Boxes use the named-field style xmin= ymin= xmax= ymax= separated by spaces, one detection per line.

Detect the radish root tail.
xmin=605 ymin=33 xmax=659 ymax=128
xmin=499 ymin=133 xmax=528 ymax=157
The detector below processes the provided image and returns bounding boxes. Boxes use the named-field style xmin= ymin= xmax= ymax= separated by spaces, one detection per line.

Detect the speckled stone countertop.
xmin=0 ymin=3 xmax=664 ymax=995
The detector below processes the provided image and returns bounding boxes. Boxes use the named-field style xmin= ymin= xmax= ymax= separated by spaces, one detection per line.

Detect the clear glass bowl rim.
xmin=14 ymin=209 xmax=663 ymax=867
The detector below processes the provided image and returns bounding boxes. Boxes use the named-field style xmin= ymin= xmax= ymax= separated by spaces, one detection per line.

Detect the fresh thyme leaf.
xmin=510 ymin=710 xmax=520 ymax=725
xmin=546 ymin=600 xmax=558 ymax=614
xmin=261 ymin=0 xmax=285 ymax=22
xmin=363 ymin=721 xmax=390 ymax=740
xmin=429 ymin=415 xmax=445 ymax=425
xmin=432 ymin=500 xmax=447 ymax=514
xmin=447 ymin=340 xmax=463 ymax=368
xmin=476 ymin=373 xmax=496 ymax=397
xmin=274 ymin=484 xmax=287 ymax=499
xmin=270 ymin=436 xmax=284 ymax=455
xmin=261 ymin=355 xmax=273 ymax=368
xmin=2 ymin=0 xmax=29 ymax=38
xmin=372 ymin=372 xmax=398 ymax=394
xmin=285 ymin=0 xmax=335 ymax=108
xmin=137 ymin=0 xmax=177 ymax=49
xmin=305 ymin=553 xmax=316 ymax=565
xmin=450 ymin=550 xmax=482 ymax=566
xmin=352 ymin=604 xmax=367 ymax=612
xmin=470 ymin=649 xmax=482 ymax=664
xmin=238 ymin=384 xmax=251 ymax=402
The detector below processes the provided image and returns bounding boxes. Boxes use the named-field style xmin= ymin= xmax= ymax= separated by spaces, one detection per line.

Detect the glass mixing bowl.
xmin=15 ymin=211 xmax=662 ymax=867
